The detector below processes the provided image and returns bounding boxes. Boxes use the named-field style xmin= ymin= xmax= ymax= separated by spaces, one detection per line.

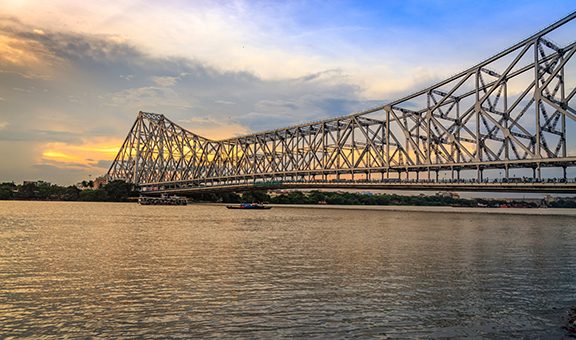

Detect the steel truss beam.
xmin=107 ymin=12 xmax=576 ymax=191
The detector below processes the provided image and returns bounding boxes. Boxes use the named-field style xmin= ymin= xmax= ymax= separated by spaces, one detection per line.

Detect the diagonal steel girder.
xmin=107 ymin=12 xmax=576 ymax=186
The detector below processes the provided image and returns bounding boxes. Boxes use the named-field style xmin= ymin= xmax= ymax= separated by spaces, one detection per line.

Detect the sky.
xmin=0 ymin=0 xmax=575 ymax=185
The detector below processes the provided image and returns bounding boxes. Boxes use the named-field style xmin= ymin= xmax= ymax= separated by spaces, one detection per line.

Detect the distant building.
xmin=504 ymin=197 xmax=545 ymax=208
xmin=544 ymin=195 xmax=558 ymax=204
xmin=268 ymin=191 xmax=282 ymax=198
xmin=436 ymin=191 xmax=460 ymax=199
xmin=93 ymin=176 xmax=108 ymax=189
xmin=75 ymin=176 xmax=108 ymax=190
xmin=22 ymin=180 xmax=46 ymax=186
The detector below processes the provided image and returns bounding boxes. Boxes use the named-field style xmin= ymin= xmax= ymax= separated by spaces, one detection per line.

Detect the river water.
xmin=1 ymin=201 xmax=575 ymax=338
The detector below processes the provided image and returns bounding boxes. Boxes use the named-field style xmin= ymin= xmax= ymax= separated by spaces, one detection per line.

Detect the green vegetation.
xmin=0 ymin=180 xmax=136 ymax=202
xmin=253 ymin=181 xmax=282 ymax=187
xmin=2 ymin=180 xmax=569 ymax=208
xmin=189 ymin=190 xmax=544 ymax=208
xmin=270 ymin=191 xmax=479 ymax=206
xmin=548 ymin=199 xmax=576 ymax=208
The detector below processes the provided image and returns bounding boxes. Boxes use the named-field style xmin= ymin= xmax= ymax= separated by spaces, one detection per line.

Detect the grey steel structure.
xmin=108 ymin=12 xmax=576 ymax=194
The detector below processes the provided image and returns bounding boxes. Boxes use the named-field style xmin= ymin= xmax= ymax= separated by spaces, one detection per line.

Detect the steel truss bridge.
xmin=108 ymin=12 xmax=576 ymax=194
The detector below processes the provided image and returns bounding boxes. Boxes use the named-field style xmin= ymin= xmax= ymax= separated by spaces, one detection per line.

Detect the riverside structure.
xmin=108 ymin=12 xmax=576 ymax=195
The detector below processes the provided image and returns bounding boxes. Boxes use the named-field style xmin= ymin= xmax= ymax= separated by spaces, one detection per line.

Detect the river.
xmin=1 ymin=201 xmax=575 ymax=338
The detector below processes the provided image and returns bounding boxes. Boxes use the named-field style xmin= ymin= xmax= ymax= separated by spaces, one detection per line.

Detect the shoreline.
xmin=205 ymin=202 xmax=576 ymax=216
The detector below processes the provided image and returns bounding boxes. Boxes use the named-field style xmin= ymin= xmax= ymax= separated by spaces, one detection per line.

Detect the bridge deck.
xmin=107 ymin=12 xmax=576 ymax=193
xmin=141 ymin=180 xmax=576 ymax=195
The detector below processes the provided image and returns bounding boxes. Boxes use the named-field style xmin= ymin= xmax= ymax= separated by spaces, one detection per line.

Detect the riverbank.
xmin=207 ymin=203 xmax=576 ymax=216
xmin=5 ymin=180 xmax=576 ymax=208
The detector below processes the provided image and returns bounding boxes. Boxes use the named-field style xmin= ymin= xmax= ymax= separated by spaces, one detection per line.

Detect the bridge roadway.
xmin=107 ymin=14 xmax=576 ymax=193
xmin=139 ymin=156 xmax=576 ymax=195
xmin=140 ymin=180 xmax=576 ymax=195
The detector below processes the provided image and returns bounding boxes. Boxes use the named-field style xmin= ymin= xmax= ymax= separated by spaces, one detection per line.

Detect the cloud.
xmin=110 ymin=86 xmax=193 ymax=109
xmin=0 ymin=17 xmax=375 ymax=184
xmin=30 ymin=163 xmax=91 ymax=184
xmin=177 ymin=117 xmax=250 ymax=140
xmin=152 ymin=76 xmax=178 ymax=87
xmin=94 ymin=160 xmax=112 ymax=169
xmin=2 ymin=1 xmax=573 ymax=185
xmin=39 ymin=138 xmax=123 ymax=164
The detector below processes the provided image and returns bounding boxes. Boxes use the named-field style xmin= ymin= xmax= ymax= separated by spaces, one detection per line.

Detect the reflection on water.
xmin=1 ymin=201 xmax=575 ymax=337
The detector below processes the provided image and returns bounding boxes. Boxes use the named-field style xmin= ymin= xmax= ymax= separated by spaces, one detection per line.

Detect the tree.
xmin=0 ymin=182 xmax=14 ymax=200
xmin=81 ymin=180 xmax=95 ymax=188
xmin=17 ymin=182 xmax=38 ymax=199
xmin=79 ymin=189 xmax=109 ymax=201
xmin=220 ymin=192 xmax=241 ymax=203
xmin=241 ymin=191 xmax=270 ymax=203
xmin=62 ymin=186 xmax=81 ymax=201
xmin=103 ymin=180 xmax=134 ymax=201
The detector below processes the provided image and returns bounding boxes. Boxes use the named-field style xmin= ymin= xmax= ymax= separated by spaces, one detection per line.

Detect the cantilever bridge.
xmin=107 ymin=12 xmax=576 ymax=194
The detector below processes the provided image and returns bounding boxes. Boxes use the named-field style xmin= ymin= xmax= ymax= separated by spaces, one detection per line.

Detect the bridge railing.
xmin=107 ymin=12 xmax=576 ymax=189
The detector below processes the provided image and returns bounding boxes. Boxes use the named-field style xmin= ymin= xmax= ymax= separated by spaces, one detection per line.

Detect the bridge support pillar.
xmin=435 ymin=170 xmax=439 ymax=182
xmin=563 ymin=166 xmax=567 ymax=181
xmin=416 ymin=171 xmax=419 ymax=181
xmin=477 ymin=167 xmax=483 ymax=182
xmin=457 ymin=169 xmax=461 ymax=180
xmin=532 ymin=166 xmax=542 ymax=180
xmin=505 ymin=165 xmax=509 ymax=179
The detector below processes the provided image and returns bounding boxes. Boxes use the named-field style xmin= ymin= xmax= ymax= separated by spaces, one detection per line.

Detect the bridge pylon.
xmin=108 ymin=12 xmax=576 ymax=194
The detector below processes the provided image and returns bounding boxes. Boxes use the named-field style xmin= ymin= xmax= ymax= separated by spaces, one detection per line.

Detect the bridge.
xmin=107 ymin=12 xmax=576 ymax=194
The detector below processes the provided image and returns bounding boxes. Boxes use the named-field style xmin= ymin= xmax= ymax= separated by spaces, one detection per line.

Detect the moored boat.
xmin=226 ymin=203 xmax=272 ymax=210
xmin=138 ymin=195 xmax=188 ymax=206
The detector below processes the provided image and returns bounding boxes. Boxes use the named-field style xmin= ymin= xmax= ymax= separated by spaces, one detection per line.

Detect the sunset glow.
xmin=0 ymin=1 xmax=574 ymax=184
xmin=40 ymin=139 xmax=123 ymax=166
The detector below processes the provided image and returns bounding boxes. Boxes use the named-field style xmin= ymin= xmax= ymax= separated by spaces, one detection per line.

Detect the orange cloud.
xmin=0 ymin=25 xmax=64 ymax=79
xmin=40 ymin=137 xmax=123 ymax=169
xmin=0 ymin=34 xmax=41 ymax=66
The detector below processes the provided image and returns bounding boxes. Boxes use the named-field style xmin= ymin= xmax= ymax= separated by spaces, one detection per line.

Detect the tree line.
xmin=187 ymin=190 xmax=564 ymax=208
xmin=1 ymin=180 xmax=574 ymax=208
xmin=0 ymin=180 xmax=135 ymax=202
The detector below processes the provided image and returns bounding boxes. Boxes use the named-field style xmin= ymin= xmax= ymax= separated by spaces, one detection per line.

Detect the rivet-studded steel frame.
xmin=108 ymin=12 xmax=576 ymax=193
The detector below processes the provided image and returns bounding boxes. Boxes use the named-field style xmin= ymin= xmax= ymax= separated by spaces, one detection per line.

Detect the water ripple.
xmin=0 ymin=201 xmax=575 ymax=338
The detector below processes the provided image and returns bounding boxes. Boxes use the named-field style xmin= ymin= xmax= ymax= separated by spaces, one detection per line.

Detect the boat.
xmin=226 ymin=203 xmax=272 ymax=210
xmin=138 ymin=195 xmax=188 ymax=206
